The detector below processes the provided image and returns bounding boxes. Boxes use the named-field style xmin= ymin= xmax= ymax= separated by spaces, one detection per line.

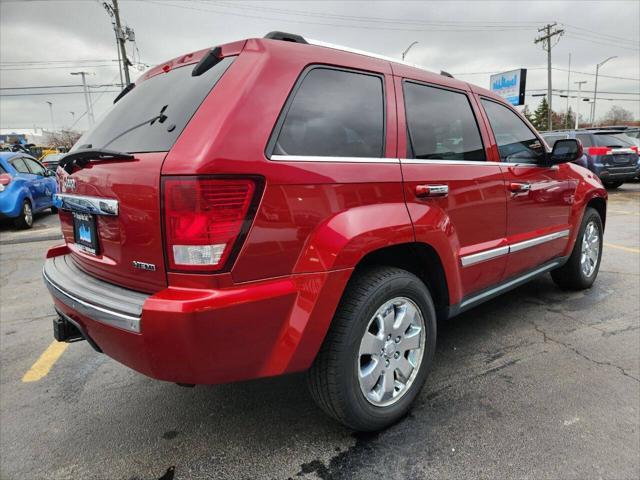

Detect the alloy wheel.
xmin=580 ymin=220 xmax=600 ymax=278
xmin=357 ymin=297 xmax=426 ymax=407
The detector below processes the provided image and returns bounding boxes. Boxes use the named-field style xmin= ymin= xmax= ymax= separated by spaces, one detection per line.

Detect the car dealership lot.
xmin=1 ymin=186 xmax=638 ymax=480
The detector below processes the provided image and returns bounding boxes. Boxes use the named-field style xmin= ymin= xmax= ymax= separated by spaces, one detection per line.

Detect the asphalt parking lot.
xmin=0 ymin=185 xmax=638 ymax=480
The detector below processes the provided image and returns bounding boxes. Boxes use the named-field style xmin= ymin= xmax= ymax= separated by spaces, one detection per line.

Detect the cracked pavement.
xmin=1 ymin=184 xmax=639 ymax=480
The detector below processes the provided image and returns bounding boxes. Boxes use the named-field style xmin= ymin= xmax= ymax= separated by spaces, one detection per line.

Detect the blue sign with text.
xmin=489 ymin=69 xmax=527 ymax=106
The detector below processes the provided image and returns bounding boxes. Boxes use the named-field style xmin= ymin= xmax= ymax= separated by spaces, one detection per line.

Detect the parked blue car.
xmin=0 ymin=152 xmax=58 ymax=229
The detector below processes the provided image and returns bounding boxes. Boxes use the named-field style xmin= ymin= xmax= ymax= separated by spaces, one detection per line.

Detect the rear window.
xmin=271 ymin=67 xmax=385 ymax=158
xmin=593 ymin=133 xmax=634 ymax=148
xmin=73 ymin=56 xmax=235 ymax=153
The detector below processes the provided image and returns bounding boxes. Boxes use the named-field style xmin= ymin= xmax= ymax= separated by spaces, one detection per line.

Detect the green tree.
xmin=532 ymin=96 xmax=550 ymax=131
xmin=522 ymin=105 xmax=534 ymax=124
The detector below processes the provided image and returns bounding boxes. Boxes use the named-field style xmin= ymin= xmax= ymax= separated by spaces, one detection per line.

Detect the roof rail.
xmin=263 ymin=31 xmax=446 ymax=77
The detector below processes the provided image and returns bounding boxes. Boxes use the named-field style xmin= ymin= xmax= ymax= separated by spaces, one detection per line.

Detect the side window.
xmin=272 ymin=67 xmax=384 ymax=158
xmin=404 ymin=82 xmax=485 ymax=161
xmin=481 ymin=99 xmax=545 ymax=163
xmin=575 ymin=134 xmax=593 ymax=148
xmin=0 ymin=164 xmax=6 ymax=174
xmin=10 ymin=158 xmax=30 ymax=174
xmin=24 ymin=158 xmax=46 ymax=176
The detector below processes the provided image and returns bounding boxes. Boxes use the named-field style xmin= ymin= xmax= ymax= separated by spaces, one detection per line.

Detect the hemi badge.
xmin=132 ymin=261 xmax=157 ymax=272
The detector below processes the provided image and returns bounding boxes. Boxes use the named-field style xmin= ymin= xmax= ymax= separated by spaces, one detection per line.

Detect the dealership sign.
xmin=490 ymin=69 xmax=527 ymax=106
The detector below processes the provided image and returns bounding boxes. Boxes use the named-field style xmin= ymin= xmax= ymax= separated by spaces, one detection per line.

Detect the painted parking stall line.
xmin=22 ymin=341 xmax=69 ymax=382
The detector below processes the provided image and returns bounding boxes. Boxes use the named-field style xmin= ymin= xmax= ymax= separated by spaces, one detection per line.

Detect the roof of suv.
xmin=138 ymin=31 xmax=503 ymax=104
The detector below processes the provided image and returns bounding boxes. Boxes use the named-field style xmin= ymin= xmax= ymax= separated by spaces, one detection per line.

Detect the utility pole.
xmin=535 ymin=23 xmax=564 ymax=131
xmin=574 ymin=81 xmax=587 ymax=129
xmin=402 ymin=41 xmax=419 ymax=61
xmin=565 ymin=53 xmax=571 ymax=128
xmin=71 ymin=72 xmax=95 ymax=127
xmin=591 ymin=56 xmax=617 ymax=126
xmin=112 ymin=0 xmax=131 ymax=85
xmin=46 ymin=101 xmax=55 ymax=131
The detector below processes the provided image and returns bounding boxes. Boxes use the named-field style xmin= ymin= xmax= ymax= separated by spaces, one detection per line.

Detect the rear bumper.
xmin=43 ymin=252 xmax=352 ymax=385
xmin=593 ymin=164 xmax=639 ymax=181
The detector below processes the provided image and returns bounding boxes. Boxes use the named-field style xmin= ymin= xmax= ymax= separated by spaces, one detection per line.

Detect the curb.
xmin=0 ymin=234 xmax=63 ymax=246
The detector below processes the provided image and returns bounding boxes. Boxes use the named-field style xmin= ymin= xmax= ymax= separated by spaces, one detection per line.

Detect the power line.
xmin=1 ymin=90 xmax=120 ymax=97
xmin=0 ymin=84 xmax=121 ymax=90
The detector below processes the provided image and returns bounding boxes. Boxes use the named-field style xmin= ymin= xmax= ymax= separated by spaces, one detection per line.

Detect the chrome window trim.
xmin=43 ymin=268 xmax=142 ymax=333
xmin=54 ymin=193 xmax=119 ymax=216
xmin=460 ymin=229 xmax=571 ymax=267
xmin=270 ymin=155 xmax=399 ymax=164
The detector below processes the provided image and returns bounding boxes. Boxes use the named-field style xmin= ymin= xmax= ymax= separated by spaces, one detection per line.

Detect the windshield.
xmin=72 ymin=56 xmax=235 ymax=153
xmin=593 ymin=133 xmax=634 ymax=148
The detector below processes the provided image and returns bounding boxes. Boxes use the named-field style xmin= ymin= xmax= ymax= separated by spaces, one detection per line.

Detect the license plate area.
xmin=72 ymin=212 xmax=99 ymax=255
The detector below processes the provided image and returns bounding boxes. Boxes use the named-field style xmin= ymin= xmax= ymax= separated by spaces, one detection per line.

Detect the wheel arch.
xmin=587 ymin=196 xmax=607 ymax=228
xmin=355 ymin=242 xmax=450 ymax=322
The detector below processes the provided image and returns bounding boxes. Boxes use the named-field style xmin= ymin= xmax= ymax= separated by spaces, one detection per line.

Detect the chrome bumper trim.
xmin=43 ymin=256 xmax=148 ymax=333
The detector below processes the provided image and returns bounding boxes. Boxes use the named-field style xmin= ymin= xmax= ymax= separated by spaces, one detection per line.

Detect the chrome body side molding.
xmin=460 ymin=229 xmax=571 ymax=267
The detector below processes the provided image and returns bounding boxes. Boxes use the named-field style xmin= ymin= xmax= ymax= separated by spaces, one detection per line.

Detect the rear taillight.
xmin=588 ymin=146 xmax=612 ymax=156
xmin=0 ymin=173 xmax=11 ymax=192
xmin=163 ymin=177 xmax=257 ymax=272
xmin=631 ymin=146 xmax=639 ymax=153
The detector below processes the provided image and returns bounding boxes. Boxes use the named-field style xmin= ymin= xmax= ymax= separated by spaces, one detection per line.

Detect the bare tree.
xmin=45 ymin=130 xmax=82 ymax=150
xmin=601 ymin=105 xmax=634 ymax=125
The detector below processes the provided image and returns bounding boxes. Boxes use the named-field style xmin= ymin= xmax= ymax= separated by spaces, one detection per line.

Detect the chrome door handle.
xmin=509 ymin=182 xmax=531 ymax=193
xmin=415 ymin=184 xmax=449 ymax=198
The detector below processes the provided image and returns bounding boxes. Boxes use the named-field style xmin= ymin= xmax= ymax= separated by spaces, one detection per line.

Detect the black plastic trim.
xmin=264 ymin=31 xmax=308 ymax=44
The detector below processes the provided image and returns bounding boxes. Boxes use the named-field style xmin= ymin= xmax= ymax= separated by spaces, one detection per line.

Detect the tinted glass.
xmin=273 ymin=68 xmax=384 ymax=157
xmin=576 ymin=133 xmax=593 ymax=147
xmin=404 ymin=82 xmax=485 ymax=161
xmin=24 ymin=158 xmax=46 ymax=175
xmin=0 ymin=164 xmax=6 ymax=174
xmin=593 ymin=133 xmax=634 ymax=147
xmin=11 ymin=158 xmax=30 ymax=173
xmin=481 ymin=99 xmax=544 ymax=163
xmin=73 ymin=57 xmax=235 ymax=153
xmin=542 ymin=134 xmax=568 ymax=147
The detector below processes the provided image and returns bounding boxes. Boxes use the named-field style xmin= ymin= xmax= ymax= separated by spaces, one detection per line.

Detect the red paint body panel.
xmin=45 ymin=37 xmax=607 ymax=385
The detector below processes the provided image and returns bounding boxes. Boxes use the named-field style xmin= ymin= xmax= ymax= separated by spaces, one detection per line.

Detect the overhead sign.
xmin=490 ymin=69 xmax=527 ymax=106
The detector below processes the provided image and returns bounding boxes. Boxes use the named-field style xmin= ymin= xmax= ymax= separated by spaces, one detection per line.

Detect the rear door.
xmin=10 ymin=158 xmax=38 ymax=203
xmin=398 ymin=78 xmax=508 ymax=297
xmin=57 ymin=55 xmax=236 ymax=293
xmin=479 ymin=98 xmax=575 ymax=278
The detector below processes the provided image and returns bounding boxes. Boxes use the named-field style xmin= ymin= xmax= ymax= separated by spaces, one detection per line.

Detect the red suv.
xmin=44 ymin=32 xmax=607 ymax=431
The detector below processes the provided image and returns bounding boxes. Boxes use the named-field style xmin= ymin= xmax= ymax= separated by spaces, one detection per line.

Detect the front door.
xmin=479 ymin=98 xmax=576 ymax=278
xmin=397 ymin=78 xmax=508 ymax=301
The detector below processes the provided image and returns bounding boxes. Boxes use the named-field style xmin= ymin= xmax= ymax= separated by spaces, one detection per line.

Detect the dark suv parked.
xmin=542 ymin=129 xmax=640 ymax=188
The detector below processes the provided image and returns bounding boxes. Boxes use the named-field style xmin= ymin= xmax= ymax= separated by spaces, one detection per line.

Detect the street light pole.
xmin=71 ymin=72 xmax=95 ymax=127
xmin=574 ymin=81 xmax=587 ymax=129
xmin=46 ymin=101 xmax=55 ymax=131
xmin=401 ymin=41 xmax=418 ymax=61
xmin=591 ymin=56 xmax=617 ymax=126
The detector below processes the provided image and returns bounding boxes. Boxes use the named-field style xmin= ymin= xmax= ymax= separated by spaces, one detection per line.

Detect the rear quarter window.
xmin=73 ymin=56 xmax=235 ymax=153
xmin=270 ymin=67 xmax=385 ymax=158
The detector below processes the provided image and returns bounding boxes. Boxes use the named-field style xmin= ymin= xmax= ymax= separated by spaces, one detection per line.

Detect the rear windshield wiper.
xmin=59 ymin=149 xmax=134 ymax=173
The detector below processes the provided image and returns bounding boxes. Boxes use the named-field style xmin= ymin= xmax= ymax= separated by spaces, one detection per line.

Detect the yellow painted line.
xmin=22 ymin=341 xmax=69 ymax=382
xmin=605 ymin=242 xmax=640 ymax=254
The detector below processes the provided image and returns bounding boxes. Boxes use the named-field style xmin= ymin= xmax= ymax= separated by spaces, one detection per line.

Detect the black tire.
xmin=14 ymin=200 xmax=33 ymax=229
xmin=551 ymin=207 xmax=603 ymax=290
xmin=605 ymin=181 xmax=623 ymax=189
xmin=307 ymin=266 xmax=437 ymax=431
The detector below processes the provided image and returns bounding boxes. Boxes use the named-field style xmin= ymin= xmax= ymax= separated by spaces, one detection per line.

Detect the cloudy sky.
xmin=1 ymin=0 xmax=639 ymax=132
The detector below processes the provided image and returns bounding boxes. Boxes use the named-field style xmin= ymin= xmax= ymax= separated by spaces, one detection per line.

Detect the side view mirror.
xmin=549 ymin=138 xmax=583 ymax=164
xmin=45 ymin=169 xmax=56 ymax=177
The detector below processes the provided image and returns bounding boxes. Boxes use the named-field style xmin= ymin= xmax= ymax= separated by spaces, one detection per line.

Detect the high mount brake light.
xmin=588 ymin=146 xmax=612 ymax=156
xmin=163 ymin=177 xmax=256 ymax=272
